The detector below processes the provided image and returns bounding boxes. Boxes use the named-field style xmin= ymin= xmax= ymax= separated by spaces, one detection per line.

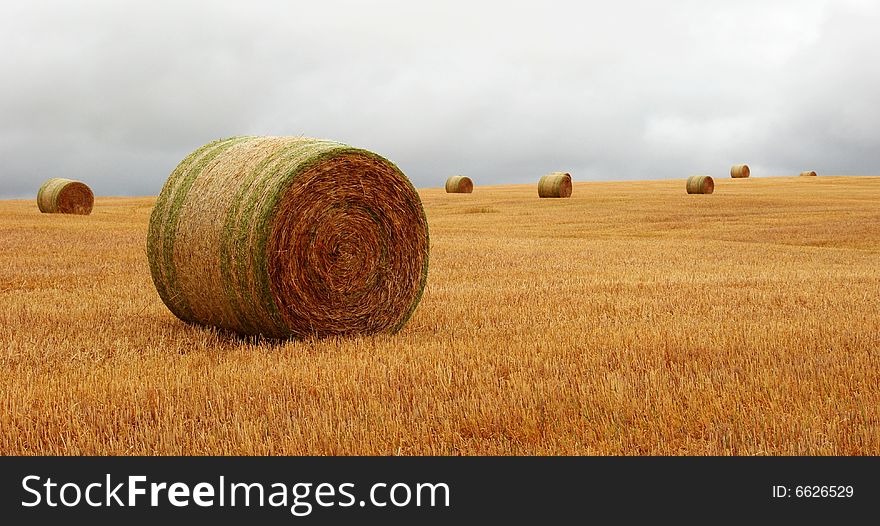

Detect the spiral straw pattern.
xmin=37 ymin=178 xmax=94 ymax=215
xmin=147 ymin=136 xmax=430 ymax=339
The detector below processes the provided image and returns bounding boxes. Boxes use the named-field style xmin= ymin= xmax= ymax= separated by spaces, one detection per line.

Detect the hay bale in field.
xmin=538 ymin=172 xmax=572 ymax=198
xmin=146 ymin=136 xmax=430 ymax=340
xmin=799 ymin=171 xmax=817 ymax=177
xmin=730 ymin=164 xmax=750 ymax=178
xmin=445 ymin=175 xmax=473 ymax=193
xmin=686 ymin=175 xmax=714 ymax=194
xmin=36 ymin=178 xmax=94 ymax=215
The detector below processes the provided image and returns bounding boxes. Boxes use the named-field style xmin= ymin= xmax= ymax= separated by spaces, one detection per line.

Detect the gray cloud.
xmin=1 ymin=0 xmax=878 ymax=197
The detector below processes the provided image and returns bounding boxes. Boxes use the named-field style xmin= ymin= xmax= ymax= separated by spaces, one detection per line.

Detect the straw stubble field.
xmin=1 ymin=176 xmax=878 ymax=455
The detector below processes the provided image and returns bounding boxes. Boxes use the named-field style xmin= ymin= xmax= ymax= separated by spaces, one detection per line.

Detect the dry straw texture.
xmin=800 ymin=171 xmax=818 ymax=177
xmin=147 ymin=136 xmax=430 ymax=339
xmin=2 ymin=177 xmax=880 ymax=455
xmin=445 ymin=176 xmax=473 ymax=193
xmin=537 ymin=172 xmax=572 ymax=198
xmin=686 ymin=175 xmax=715 ymax=194
xmin=36 ymin=178 xmax=94 ymax=215
xmin=730 ymin=164 xmax=750 ymax=179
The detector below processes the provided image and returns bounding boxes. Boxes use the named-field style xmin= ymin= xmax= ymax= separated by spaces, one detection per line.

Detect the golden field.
xmin=1 ymin=175 xmax=878 ymax=455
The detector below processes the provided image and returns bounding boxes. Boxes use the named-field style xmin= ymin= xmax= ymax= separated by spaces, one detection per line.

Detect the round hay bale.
xmin=445 ymin=175 xmax=473 ymax=193
xmin=730 ymin=164 xmax=750 ymax=178
xmin=686 ymin=175 xmax=714 ymax=194
xmin=36 ymin=178 xmax=94 ymax=215
xmin=538 ymin=172 xmax=572 ymax=198
xmin=799 ymin=171 xmax=817 ymax=177
xmin=146 ymin=136 xmax=430 ymax=340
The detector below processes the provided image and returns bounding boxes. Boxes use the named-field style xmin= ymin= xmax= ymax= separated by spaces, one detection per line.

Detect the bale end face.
xmin=538 ymin=172 xmax=572 ymax=198
xmin=445 ymin=176 xmax=474 ymax=193
xmin=730 ymin=164 xmax=750 ymax=178
xmin=799 ymin=171 xmax=818 ymax=177
xmin=36 ymin=178 xmax=94 ymax=215
xmin=686 ymin=175 xmax=714 ymax=194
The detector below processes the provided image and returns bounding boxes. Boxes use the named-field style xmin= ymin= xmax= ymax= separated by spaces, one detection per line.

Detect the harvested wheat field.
xmin=1 ymin=176 xmax=879 ymax=455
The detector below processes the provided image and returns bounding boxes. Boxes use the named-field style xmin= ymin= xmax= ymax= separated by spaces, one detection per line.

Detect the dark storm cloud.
xmin=1 ymin=0 xmax=878 ymax=197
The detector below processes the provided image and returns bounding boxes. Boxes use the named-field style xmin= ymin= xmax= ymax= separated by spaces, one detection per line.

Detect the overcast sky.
xmin=1 ymin=0 xmax=878 ymax=197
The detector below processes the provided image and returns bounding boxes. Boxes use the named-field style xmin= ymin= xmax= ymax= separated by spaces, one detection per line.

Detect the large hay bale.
xmin=538 ymin=172 xmax=572 ymax=198
xmin=799 ymin=171 xmax=817 ymax=177
xmin=730 ymin=164 xmax=750 ymax=178
xmin=445 ymin=175 xmax=473 ymax=193
xmin=36 ymin=178 xmax=94 ymax=215
xmin=686 ymin=175 xmax=714 ymax=194
xmin=146 ymin=136 xmax=430 ymax=339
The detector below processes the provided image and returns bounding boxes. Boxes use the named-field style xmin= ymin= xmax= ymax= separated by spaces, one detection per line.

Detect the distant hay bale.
xmin=36 ymin=178 xmax=94 ymax=215
xmin=445 ymin=175 xmax=473 ymax=193
xmin=538 ymin=172 xmax=572 ymax=198
xmin=686 ymin=175 xmax=714 ymax=194
xmin=147 ymin=136 xmax=430 ymax=340
xmin=730 ymin=164 xmax=750 ymax=178
xmin=799 ymin=171 xmax=817 ymax=177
